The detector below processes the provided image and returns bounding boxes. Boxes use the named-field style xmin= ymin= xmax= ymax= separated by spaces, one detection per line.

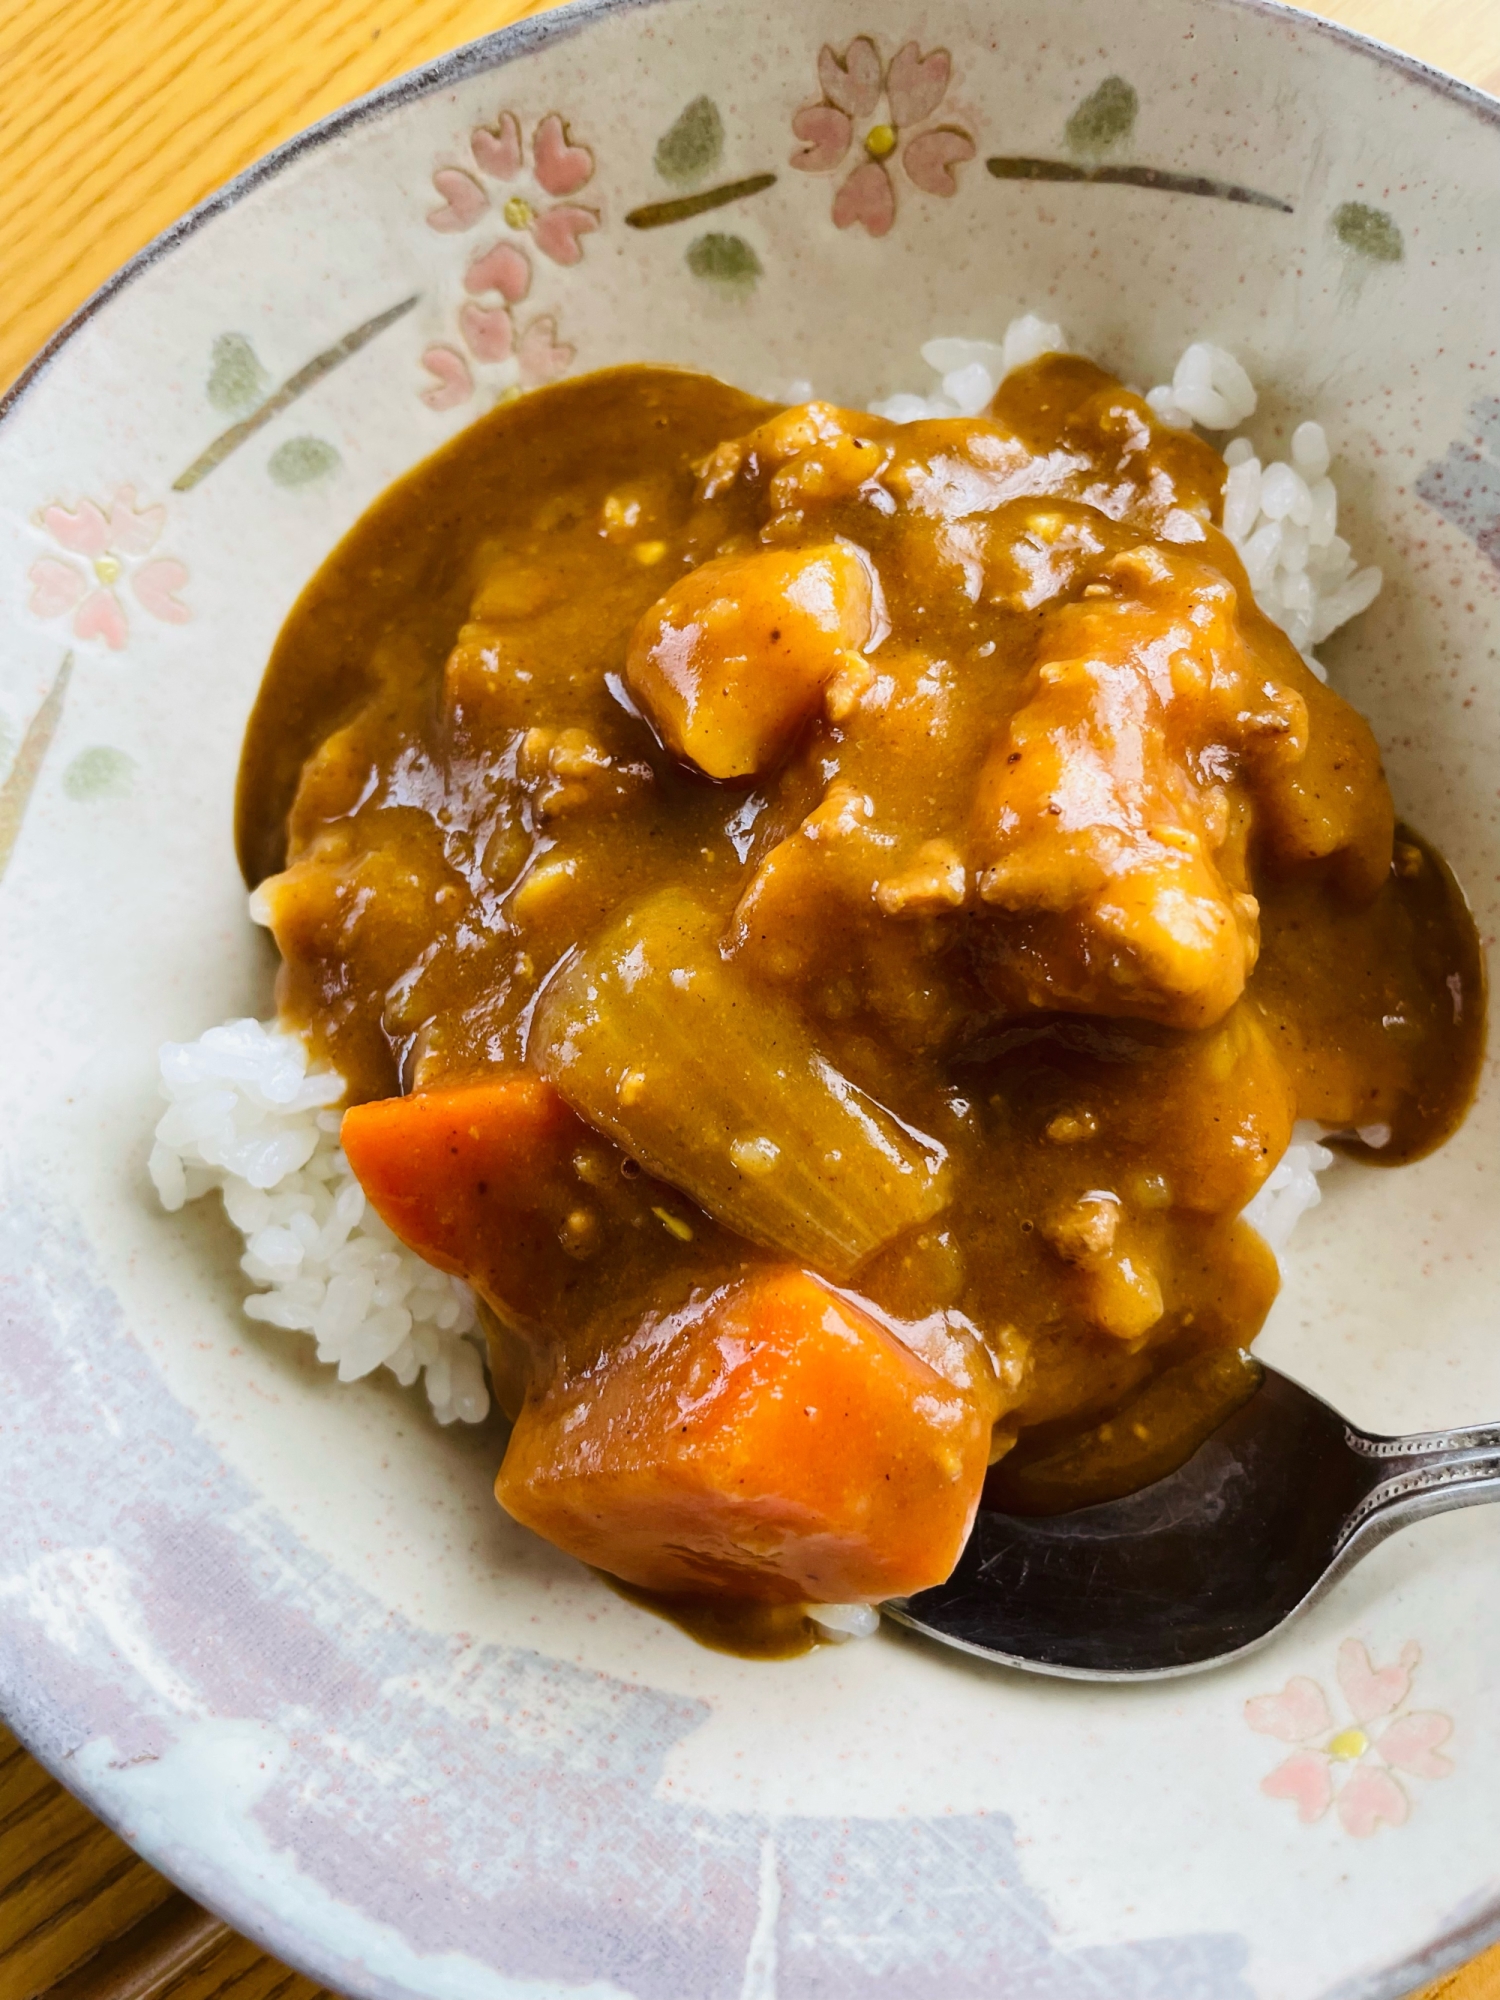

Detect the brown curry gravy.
xmin=238 ymin=362 xmax=1484 ymax=1602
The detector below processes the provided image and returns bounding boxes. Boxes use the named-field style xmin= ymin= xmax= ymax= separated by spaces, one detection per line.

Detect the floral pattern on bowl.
xmin=1248 ymin=1640 xmax=1455 ymax=1837
xmin=791 ymin=37 xmax=976 ymax=235
xmin=420 ymin=108 xmax=597 ymax=406
xmin=27 ymin=489 xmax=189 ymax=650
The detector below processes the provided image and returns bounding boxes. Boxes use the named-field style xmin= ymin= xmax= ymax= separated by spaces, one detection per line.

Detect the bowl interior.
xmin=1 ymin=2 xmax=1498 ymax=1995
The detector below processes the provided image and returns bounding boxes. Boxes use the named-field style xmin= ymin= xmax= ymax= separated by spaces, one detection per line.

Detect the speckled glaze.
xmin=1 ymin=2 xmax=1498 ymax=1995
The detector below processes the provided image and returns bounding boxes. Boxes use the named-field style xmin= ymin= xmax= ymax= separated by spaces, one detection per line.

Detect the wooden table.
xmin=0 ymin=0 xmax=1497 ymax=1993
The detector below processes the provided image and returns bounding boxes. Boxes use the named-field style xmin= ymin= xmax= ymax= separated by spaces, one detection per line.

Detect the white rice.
xmin=148 ymin=1017 xmax=488 ymax=1425
xmin=154 ymin=315 xmax=1383 ymax=1442
xmin=808 ymin=1602 xmax=883 ymax=1642
xmin=1239 ymin=1123 xmax=1336 ymax=1258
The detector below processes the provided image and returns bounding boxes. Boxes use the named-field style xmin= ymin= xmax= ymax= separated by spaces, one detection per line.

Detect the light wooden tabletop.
xmin=0 ymin=0 xmax=1497 ymax=1994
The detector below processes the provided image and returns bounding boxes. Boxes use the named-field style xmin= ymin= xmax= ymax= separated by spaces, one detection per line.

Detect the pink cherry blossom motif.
xmin=1337 ymin=1765 xmax=1409 ymax=1838
xmin=516 ymin=316 xmax=574 ymax=386
xmin=130 ymin=559 xmax=190 ymax=625
xmin=421 ymin=108 xmax=597 ymax=407
xmin=471 ymin=112 xmax=523 ymax=181
xmin=904 ymin=127 xmax=977 ymax=197
xmin=458 ymin=303 xmax=516 ymax=365
xmin=27 ymin=559 xmax=86 ymax=621
xmin=423 ymin=109 xmax=597 ymax=265
xmin=831 ymin=159 xmax=897 ymax=237
xmin=427 ymin=169 xmax=489 ymax=233
xmin=1337 ymin=1637 xmax=1419 ymax=1723
xmin=790 ymin=36 xmax=976 ymax=237
xmin=1377 ymin=1710 xmax=1455 ymax=1780
xmin=1244 ymin=1675 xmax=1333 ymax=1744
xmin=819 ymin=37 xmax=884 ymax=118
xmin=886 ymin=42 xmax=950 ymax=124
xmin=790 ymin=104 xmax=851 ymax=174
xmin=25 ymin=486 xmax=189 ymax=652
xmin=529 ymin=205 xmax=598 ymax=267
xmin=1245 ymin=1638 xmax=1455 ymax=1838
xmin=531 ymin=114 xmax=594 ymax=197
xmin=72 ymin=585 xmax=129 ymax=651
xmin=463 ymin=240 xmax=532 ymax=302
xmin=1261 ymin=1749 xmax=1333 ymax=1825
xmin=420 ymin=346 xmax=474 ymax=411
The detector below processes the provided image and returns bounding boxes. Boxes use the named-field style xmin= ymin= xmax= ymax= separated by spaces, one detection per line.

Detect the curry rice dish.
xmin=152 ymin=324 xmax=1484 ymax=1652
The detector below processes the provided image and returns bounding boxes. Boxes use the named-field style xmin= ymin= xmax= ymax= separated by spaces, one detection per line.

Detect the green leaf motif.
xmin=63 ymin=746 xmax=135 ymax=802
xmin=1332 ymin=201 xmax=1404 ymax=263
xmin=207 ymin=332 xmax=270 ymax=414
xmin=1066 ymin=75 xmax=1139 ymax=158
xmin=686 ymin=232 xmax=762 ymax=291
xmin=656 ymin=96 xmax=724 ymax=186
xmin=268 ymin=436 xmax=342 ymax=487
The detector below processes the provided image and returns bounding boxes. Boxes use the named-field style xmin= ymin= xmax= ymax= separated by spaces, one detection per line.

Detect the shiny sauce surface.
xmin=239 ymin=361 xmax=1484 ymax=1553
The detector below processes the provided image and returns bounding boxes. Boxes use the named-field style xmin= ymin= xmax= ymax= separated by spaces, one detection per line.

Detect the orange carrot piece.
xmin=496 ymin=1267 xmax=991 ymax=1603
xmin=340 ymin=1077 xmax=585 ymax=1325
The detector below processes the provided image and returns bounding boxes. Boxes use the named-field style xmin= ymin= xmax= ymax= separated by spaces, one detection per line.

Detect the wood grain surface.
xmin=0 ymin=0 xmax=1496 ymax=1994
xmin=0 ymin=1725 xmax=338 ymax=1996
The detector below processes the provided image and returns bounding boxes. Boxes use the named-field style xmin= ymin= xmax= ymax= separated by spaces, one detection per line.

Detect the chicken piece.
xmin=1041 ymin=1006 xmax=1294 ymax=1343
xmin=989 ymin=353 xmax=1228 ymax=533
xmin=255 ymin=832 xmax=473 ymax=1097
xmin=973 ymin=547 xmax=1270 ymax=1030
xmin=1240 ymin=620 xmax=1395 ymax=898
xmin=625 ymin=543 xmax=876 ymax=781
xmin=694 ymin=400 xmax=888 ymax=501
xmin=496 ymin=1267 xmax=993 ymax=1602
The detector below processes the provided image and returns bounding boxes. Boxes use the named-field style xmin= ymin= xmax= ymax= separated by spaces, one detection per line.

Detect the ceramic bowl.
xmin=2 ymin=0 xmax=1498 ymax=1994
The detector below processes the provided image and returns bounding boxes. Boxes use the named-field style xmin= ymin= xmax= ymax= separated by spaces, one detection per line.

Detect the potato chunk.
xmin=496 ymin=1268 xmax=991 ymax=1602
xmin=625 ymin=544 xmax=874 ymax=780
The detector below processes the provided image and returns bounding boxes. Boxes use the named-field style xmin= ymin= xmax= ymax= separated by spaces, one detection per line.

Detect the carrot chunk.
xmin=496 ymin=1267 xmax=991 ymax=1603
xmin=340 ymin=1077 xmax=586 ymax=1326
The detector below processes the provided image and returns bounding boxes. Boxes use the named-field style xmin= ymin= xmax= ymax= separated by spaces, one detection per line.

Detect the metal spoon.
xmin=885 ymin=1363 xmax=1500 ymax=1678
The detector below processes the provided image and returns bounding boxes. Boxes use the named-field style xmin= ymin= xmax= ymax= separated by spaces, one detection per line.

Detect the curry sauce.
xmin=238 ymin=360 xmax=1484 ymax=1615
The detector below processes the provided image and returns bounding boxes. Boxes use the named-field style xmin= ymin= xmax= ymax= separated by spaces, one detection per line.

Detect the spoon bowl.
xmin=887 ymin=1365 xmax=1500 ymax=1677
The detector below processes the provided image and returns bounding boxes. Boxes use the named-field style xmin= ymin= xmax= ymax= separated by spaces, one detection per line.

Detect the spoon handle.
xmin=1341 ymin=1419 xmax=1500 ymax=1545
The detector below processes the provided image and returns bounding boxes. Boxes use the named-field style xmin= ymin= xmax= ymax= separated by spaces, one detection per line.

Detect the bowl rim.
xmin=2 ymin=0 xmax=1499 ymax=1995
xmin=1 ymin=0 xmax=1497 ymax=431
